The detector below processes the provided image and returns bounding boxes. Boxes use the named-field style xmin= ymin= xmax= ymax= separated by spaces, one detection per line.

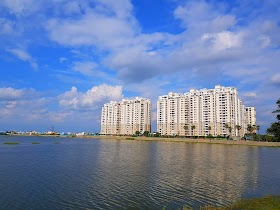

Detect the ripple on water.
xmin=0 ymin=136 xmax=280 ymax=209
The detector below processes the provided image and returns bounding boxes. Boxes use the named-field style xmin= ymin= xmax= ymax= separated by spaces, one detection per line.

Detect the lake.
xmin=0 ymin=136 xmax=279 ymax=209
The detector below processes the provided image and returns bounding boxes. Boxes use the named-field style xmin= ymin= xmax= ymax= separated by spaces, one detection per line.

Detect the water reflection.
xmin=88 ymin=141 xmax=260 ymax=209
xmin=0 ymin=137 xmax=278 ymax=210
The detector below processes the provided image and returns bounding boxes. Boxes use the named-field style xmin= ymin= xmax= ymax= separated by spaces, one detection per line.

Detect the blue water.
xmin=0 ymin=136 xmax=279 ymax=209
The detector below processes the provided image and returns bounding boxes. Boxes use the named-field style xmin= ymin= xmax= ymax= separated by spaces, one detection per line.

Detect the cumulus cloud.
xmin=0 ymin=87 xmax=38 ymax=101
xmin=46 ymin=12 xmax=137 ymax=49
xmin=59 ymin=84 xmax=123 ymax=110
xmin=6 ymin=48 xmax=38 ymax=70
xmin=1 ymin=0 xmax=280 ymax=132
xmin=174 ymin=1 xmax=236 ymax=33
xmin=201 ymin=31 xmax=243 ymax=51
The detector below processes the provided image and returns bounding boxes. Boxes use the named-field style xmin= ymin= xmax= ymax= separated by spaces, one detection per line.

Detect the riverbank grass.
xmin=197 ymin=195 xmax=280 ymax=210
xmin=32 ymin=142 xmax=40 ymax=144
xmin=3 ymin=142 xmax=19 ymax=145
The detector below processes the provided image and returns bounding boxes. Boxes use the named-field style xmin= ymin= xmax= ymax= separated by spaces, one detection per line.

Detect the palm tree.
xmin=135 ymin=130 xmax=140 ymax=136
xmin=247 ymin=124 xmax=254 ymax=134
xmin=235 ymin=125 xmax=242 ymax=139
xmin=224 ymin=123 xmax=232 ymax=139
xmin=255 ymin=125 xmax=260 ymax=135
xmin=183 ymin=124 xmax=189 ymax=136
xmin=191 ymin=125 xmax=196 ymax=136
xmin=254 ymin=125 xmax=260 ymax=141
xmin=143 ymin=131 xmax=149 ymax=137
xmin=206 ymin=126 xmax=211 ymax=136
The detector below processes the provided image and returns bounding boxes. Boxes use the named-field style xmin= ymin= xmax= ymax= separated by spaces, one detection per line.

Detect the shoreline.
xmin=4 ymin=134 xmax=280 ymax=147
xmin=86 ymin=136 xmax=280 ymax=147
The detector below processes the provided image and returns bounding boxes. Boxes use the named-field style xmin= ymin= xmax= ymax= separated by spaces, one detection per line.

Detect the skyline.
xmin=0 ymin=0 xmax=279 ymax=133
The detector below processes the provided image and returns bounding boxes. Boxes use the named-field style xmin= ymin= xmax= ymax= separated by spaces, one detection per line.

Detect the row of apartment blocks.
xmin=100 ymin=85 xmax=256 ymax=137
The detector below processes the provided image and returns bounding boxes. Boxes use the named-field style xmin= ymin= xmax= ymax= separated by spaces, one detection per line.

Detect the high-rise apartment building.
xmin=101 ymin=97 xmax=151 ymax=135
xmin=157 ymin=85 xmax=256 ymax=137
xmin=246 ymin=107 xmax=256 ymax=126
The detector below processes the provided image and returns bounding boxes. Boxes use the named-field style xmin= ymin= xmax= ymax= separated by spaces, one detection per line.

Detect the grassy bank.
xmin=179 ymin=196 xmax=280 ymax=210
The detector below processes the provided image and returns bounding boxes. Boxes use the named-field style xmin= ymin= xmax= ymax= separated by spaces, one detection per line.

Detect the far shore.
xmin=4 ymin=134 xmax=280 ymax=147
xmin=84 ymin=135 xmax=280 ymax=147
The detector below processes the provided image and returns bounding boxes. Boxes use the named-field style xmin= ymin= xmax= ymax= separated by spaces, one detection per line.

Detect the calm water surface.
xmin=0 ymin=136 xmax=279 ymax=209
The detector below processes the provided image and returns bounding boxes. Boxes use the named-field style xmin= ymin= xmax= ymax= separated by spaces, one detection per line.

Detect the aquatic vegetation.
xmin=3 ymin=142 xmax=19 ymax=145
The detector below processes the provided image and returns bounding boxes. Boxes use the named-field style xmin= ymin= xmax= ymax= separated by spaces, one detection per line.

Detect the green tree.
xmin=267 ymin=98 xmax=280 ymax=140
xmin=247 ymin=124 xmax=254 ymax=134
xmin=235 ymin=125 xmax=242 ymax=138
xmin=183 ymin=124 xmax=189 ymax=136
xmin=191 ymin=125 xmax=195 ymax=136
xmin=224 ymin=123 xmax=232 ymax=138
xmin=135 ymin=131 xmax=140 ymax=136
xmin=207 ymin=126 xmax=211 ymax=134
xmin=154 ymin=132 xmax=161 ymax=137
xmin=143 ymin=131 xmax=149 ymax=137
xmin=255 ymin=125 xmax=260 ymax=135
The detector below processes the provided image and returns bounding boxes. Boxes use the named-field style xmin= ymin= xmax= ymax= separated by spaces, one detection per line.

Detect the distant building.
xmin=246 ymin=107 xmax=256 ymax=126
xmin=157 ymin=85 xmax=256 ymax=137
xmin=101 ymin=97 xmax=151 ymax=135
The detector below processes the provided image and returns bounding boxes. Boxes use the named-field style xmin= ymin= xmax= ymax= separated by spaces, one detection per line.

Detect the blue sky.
xmin=0 ymin=0 xmax=279 ymax=133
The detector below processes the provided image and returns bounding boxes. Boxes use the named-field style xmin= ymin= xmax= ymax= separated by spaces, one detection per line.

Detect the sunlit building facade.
xmin=157 ymin=85 xmax=256 ymax=137
xmin=101 ymin=97 xmax=151 ymax=135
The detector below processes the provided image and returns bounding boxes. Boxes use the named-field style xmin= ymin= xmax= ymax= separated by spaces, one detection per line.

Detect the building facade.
xmin=246 ymin=107 xmax=256 ymax=126
xmin=101 ymin=97 xmax=151 ymax=135
xmin=157 ymin=85 xmax=256 ymax=137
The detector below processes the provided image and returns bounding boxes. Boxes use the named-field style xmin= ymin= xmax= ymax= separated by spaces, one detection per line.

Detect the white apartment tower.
xmin=157 ymin=85 xmax=256 ymax=137
xmin=246 ymin=107 xmax=256 ymax=126
xmin=101 ymin=97 xmax=151 ymax=135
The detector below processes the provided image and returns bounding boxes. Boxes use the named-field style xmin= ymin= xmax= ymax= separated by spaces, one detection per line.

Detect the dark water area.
xmin=0 ymin=136 xmax=279 ymax=209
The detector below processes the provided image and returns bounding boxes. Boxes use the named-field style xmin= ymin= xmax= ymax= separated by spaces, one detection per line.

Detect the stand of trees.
xmin=266 ymin=98 xmax=280 ymax=141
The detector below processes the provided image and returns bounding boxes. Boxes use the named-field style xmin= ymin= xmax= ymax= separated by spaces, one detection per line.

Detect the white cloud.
xmin=0 ymin=0 xmax=38 ymax=15
xmin=6 ymin=48 xmax=38 ymax=70
xmin=94 ymin=0 xmax=133 ymax=19
xmin=0 ymin=18 xmax=15 ymax=34
xmin=72 ymin=61 xmax=97 ymax=76
xmin=59 ymin=57 xmax=67 ymax=63
xmin=201 ymin=31 xmax=243 ymax=51
xmin=243 ymin=92 xmax=257 ymax=98
xmin=0 ymin=87 xmax=37 ymax=101
xmin=1 ymin=0 xmax=280 ymax=132
xmin=46 ymin=12 xmax=137 ymax=49
xmin=59 ymin=84 xmax=123 ymax=110
xmin=258 ymin=36 xmax=271 ymax=48
xmin=174 ymin=1 xmax=236 ymax=33
xmin=271 ymin=74 xmax=280 ymax=85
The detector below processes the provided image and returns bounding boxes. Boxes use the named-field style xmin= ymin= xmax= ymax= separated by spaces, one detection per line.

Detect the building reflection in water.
xmin=89 ymin=140 xmax=259 ymax=209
